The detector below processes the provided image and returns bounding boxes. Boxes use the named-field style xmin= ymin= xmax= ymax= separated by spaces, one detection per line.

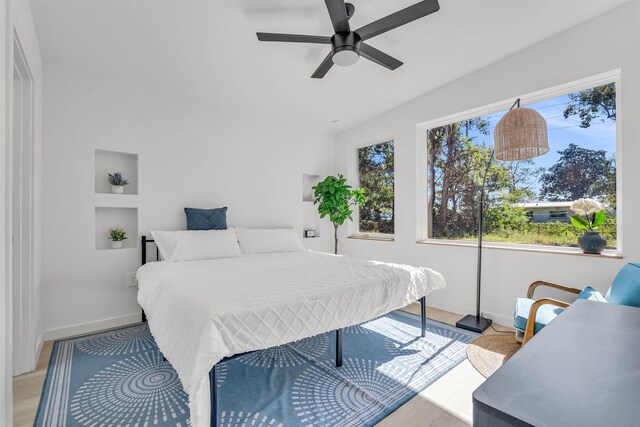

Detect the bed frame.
xmin=140 ymin=235 xmax=427 ymax=427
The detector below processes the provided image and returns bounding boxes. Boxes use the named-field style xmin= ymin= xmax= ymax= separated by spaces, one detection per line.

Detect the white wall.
xmin=335 ymin=1 xmax=639 ymax=327
xmin=40 ymin=65 xmax=335 ymax=339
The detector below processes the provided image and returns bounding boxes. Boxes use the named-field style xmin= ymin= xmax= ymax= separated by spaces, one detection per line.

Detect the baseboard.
xmin=42 ymin=313 xmax=141 ymax=342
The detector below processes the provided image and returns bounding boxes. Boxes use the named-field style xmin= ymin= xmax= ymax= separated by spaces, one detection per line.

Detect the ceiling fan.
xmin=256 ymin=0 xmax=440 ymax=78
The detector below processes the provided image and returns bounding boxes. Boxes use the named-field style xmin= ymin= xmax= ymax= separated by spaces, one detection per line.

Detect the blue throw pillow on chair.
xmin=184 ymin=207 xmax=228 ymax=231
xmin=576 ymin=286 xmax=607 ymax=302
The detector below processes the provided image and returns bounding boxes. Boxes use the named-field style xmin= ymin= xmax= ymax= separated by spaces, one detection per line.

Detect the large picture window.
xmin=426 ymin=82 xmax=617 ymax=249
xmin=358 ymin=141 xmax=394 ymax=235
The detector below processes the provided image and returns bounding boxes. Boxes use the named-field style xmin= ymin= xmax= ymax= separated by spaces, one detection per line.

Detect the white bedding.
xmin=136 ymin=251 xmax=445 ymax=427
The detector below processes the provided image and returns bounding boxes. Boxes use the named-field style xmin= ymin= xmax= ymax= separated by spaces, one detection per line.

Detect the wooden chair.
xmin=515 ymin=263 xmax=640 ymax=345
xmin=519 ymin=281 xmax=580 ymax=345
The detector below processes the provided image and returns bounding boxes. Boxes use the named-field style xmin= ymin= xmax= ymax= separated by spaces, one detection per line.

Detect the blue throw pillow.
xmin=577 ymin=286 xmax=607 ymax=302
xmin=184 ymin=207 xmax=228 ymax=231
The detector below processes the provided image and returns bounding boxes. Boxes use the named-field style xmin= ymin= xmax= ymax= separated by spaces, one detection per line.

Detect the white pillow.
xmin=150 ymin=229 xmax=241 ymax=261
xmin=235 ymin=228 xmax=306 ymax=254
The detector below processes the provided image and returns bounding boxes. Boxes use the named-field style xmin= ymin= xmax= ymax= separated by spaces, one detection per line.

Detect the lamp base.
xmin=456 ymin=314 xmax=492 ymax=333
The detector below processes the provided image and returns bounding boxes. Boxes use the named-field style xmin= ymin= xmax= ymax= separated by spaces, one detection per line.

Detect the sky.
xmin=466 ymin=86 xmax=616 ymax=194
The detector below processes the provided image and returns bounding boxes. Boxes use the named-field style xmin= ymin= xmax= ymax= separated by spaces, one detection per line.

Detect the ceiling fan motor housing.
xmin=330 ymin=32 xmax=361 ymax=66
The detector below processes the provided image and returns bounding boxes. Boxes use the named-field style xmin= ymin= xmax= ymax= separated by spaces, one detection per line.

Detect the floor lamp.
xmin=456 ymin=99 xmax=549 ymax=333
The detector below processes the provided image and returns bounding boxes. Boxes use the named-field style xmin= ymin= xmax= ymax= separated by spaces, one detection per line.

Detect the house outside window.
xmin=424 ymin=80 xmax=617 ymax=249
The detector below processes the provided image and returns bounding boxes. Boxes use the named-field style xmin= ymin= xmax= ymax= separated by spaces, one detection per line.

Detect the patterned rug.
xmin=35 ymin=310 xmax=478 ymax=426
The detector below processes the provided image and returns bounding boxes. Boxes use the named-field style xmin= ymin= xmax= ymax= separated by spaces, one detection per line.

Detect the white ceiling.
xmin=30 ymin=0 xmax=628 ymax=133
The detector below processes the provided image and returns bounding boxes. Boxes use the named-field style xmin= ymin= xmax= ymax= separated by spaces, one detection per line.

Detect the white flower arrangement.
xmin=570 ymin=198 xmax=604 ymax=216
xmin=569 ymin=198 xmax=606 ymax=232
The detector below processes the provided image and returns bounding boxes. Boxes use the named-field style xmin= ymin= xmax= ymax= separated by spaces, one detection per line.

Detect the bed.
xmin=137 ymin=234 xmax=446 ymax=427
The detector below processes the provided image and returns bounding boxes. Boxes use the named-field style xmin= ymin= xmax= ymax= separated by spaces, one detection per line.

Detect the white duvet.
xmin=136 ymin=251 xmax=445 ymax=427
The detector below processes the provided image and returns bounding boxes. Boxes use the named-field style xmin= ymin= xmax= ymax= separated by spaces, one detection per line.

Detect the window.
xmin=357 ymin=141 xmax=394 ymax=235
xmin=426 ymin=82 xmax=617 ymax=249
xmin=549 ymin=210 xmax=568 ymax=219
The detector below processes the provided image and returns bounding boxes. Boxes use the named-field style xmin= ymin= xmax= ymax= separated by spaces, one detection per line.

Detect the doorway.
xmin=11 ymin=35 xmax=35 ymax=376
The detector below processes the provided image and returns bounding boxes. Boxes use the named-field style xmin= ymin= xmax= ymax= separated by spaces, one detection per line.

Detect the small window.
xmin=357 ymin=141 xmax=394 ymax=235
xmin=549 ymin=210 xmax=568 ymax=218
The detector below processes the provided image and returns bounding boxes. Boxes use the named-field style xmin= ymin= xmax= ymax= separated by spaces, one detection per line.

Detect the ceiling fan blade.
xmin=311 ymin=53 xmax=334 ymax=79
xmin=256 ymin=32 xmax=332 ymax=44
xmin=355 ymin=0 xmax=440 ymax=41
xmin=359 ymin=43 xmax=403 ymax=70
xmin=325 ymin=0 xmax=350 ymax=33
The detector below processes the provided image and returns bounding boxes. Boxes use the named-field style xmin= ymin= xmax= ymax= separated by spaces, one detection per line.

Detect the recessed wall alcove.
xmin=95 ymin=207 xmax=138 ymax=250
xmin=95 ymin=149 xmax=138 ymax=195
xmin=302 ymin=173 xmax=322 ymax=238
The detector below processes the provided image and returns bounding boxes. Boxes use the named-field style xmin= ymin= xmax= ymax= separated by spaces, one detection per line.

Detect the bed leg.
xmin=420 ymin=296 xmax=426 ymax=338
xmin=209 ymin=366 xmax=217 ymax=427
xmin=335 ymin=329 xmax=343 ymax=368
xmin=141 ymin=310 xmax=146 ymax=323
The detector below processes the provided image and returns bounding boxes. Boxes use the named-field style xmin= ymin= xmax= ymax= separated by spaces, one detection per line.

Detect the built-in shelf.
xmin=302 ymin=173 xmax=321 ymax=202
xmin=95 ymin=149 xmax=139 ymax=195
xmin=95 ymin=207 xmax=138 ymax=250
xmin=302 ymin=173 xmax=322 ymax=238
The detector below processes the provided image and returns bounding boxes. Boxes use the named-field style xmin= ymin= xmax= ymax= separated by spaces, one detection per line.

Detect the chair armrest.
xmin=522 ymin=298 xmax=570 ymax=345
xmin=527 ymin=281 xmax=582 ymax=299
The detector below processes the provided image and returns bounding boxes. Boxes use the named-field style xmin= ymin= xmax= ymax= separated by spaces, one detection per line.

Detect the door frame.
xmin=10 ymin=31 xmax=36 ymax=376
xmin=0 ymin=0 xmax=10 ymax=423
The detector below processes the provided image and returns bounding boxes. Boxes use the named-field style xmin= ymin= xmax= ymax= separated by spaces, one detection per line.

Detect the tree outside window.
xmin=358 ymin=141 xmax=394 ymax=235
xmin=426 ymin=83 xmax=617 ymax=249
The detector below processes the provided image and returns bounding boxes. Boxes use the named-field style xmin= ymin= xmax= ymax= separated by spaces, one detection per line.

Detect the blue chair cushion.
xmin=514 ymin=298 xmax=565 ymax=333
xmin=605 ymin=263 xmax=640 ymax=308
xmin=576 ymin=286 xmax=607 ymax=302
xmin=184 ymin=207 xmax=228 ymax=231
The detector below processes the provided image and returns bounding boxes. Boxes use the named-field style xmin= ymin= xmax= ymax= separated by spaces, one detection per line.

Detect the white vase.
xmin=111 ymin=185 xmax=124 ymax=194
xmin=111 ymin=240 xmax=124 ymax=249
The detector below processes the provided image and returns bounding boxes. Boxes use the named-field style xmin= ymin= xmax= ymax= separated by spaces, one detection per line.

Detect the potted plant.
xmin=107 ymin=172 xmax=129 ymax=194
xmin=313 ymin=174 xmax=366 ymax=254
xmin=108 ymin=227 xmax=127 ymax=249
xmin=570 ymin=198 xmax=607 ymax=254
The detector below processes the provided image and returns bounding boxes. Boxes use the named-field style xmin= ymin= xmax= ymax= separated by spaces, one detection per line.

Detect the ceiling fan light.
xmin=332 ymin=48 xmax=359 ymax=67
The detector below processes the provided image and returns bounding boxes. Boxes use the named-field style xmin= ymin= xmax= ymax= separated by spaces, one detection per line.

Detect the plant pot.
xmin=110 ymin=240 xmax=124 ymax=249
xmin=111 ymin=185 xmax=124 ymax=194
xmin=578 ymin=232 xmax=607 ymax=255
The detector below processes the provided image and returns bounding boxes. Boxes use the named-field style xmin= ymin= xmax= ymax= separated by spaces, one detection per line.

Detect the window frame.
xmin=347 ymin=133 xmax=396 ymax=239
xmin=415 ymin=70 xmax=622 ymax=255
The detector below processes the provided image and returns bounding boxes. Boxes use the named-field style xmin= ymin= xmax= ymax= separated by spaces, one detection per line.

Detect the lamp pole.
xmin=456 ymin=149 xmax=494 ymax=333
xmin=456 ymin=98 xmax=522 ymax=334
xmin=475 ymin=150 xmax=494 ymax=322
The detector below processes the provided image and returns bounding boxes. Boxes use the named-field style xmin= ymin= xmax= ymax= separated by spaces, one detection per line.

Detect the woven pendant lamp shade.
xmin=494 ymin=107 xmax=549 ymax=161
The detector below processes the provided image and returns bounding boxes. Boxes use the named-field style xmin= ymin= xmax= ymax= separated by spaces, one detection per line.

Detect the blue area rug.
xmin=35 ymin=310 xmax=478 ymax=426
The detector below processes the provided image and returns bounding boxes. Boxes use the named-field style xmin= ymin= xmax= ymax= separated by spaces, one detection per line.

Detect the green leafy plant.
xmin=108 ymin=227 xmax=127 ymax=241
xmin=569 ymin=198 xmax=606 ymax=232
xmin=313 ymin=174 xmax=366 ymax=254
xmin=107 ymin=172 xmax=129 ymax=186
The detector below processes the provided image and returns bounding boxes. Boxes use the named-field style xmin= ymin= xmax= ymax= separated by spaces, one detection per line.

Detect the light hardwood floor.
xmin=13 ymin=306 xmax=513 ymax=427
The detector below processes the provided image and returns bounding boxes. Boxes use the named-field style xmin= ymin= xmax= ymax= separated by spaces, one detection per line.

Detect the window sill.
xmin=348 ymin=235 xmax=395 ymax=242
xmin=416 ymin=239 xmax=622 ymax=259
